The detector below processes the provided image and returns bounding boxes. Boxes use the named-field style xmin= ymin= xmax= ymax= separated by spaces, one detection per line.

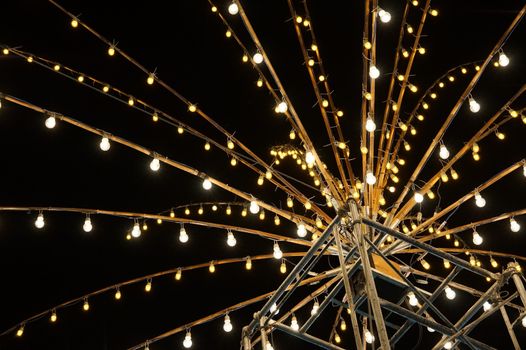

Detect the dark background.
xmin=0 ymin=0 xmax=525 ymax=349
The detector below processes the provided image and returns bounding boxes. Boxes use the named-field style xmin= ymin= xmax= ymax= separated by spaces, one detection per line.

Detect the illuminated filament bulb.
xmin=183 ymin=330 xmax=193 ymax=348
xmin=99 ymin=136 xmax=111 ymax=151
xmin=439 ymin=144 xmax=450 ymax=159
xmin=420 ymin=259 xmax=431 ymax=270
xmin=369 ymin=65 xmax=380 ymax=79
xmin=83 ymin=215 xmax=93 ymax=232
xmin=483 ymin=301 xmax=492 ymax=312
xmin=253 ymin=52 xmax=264 ymax=64
xmin=305 ymin=151 xmax=315 ymax=166
xmin=408 ymin=292 xmax=418 ymax=306
xmin=227 ymin=2 xmax=239 ymax=15
xmin=474 ymin=192 xmax=486 ymax=208
xmin=179 ymin=225 xmax=189 ymax=243
xmin=131 ymin=221 xmax=141 ymax=238
xmin=290 ymin=315 xmax=299 ymax=331
xmin=245 ymin=257 xmax=252 ymax=270
xmin=445 ymin=286 xmax=456 ymax=300
xmin=223 ymin=314 xmax=233 ymax=332
xmin=249 ymin=200 xmax=260 ymax=214
xmin=83 ymin=299 xmax=90 ymax=311
xmin=280 ymin=260 xmax=287 ymax=274
xmin=273 ymin=242 xmax=283 ymax=259
xmin=50 ymin=310 xmax=58 ymax=322
xmin=414 ymin=192 xmax=424 ymax=203
xmin=510 ymin=218 xmax=521 ymax=232
xmin=365 ymin=329 xmax=375 ymax=344
xmin=175 ymin=268 xmax=182 ymax=280
xmin=469 ymin=97 xmax=480 ymax=113
xmin=45 ymin=115 xmax=56 ymax=129
xmin=311 ymin=301 xmax=319 ymax=315
xmin=35 ymin=212 xmax=45 ymax=229
xmin=202 ymin=178 xmax=212 ymax=190
xmin=498 ymin=52 xmax=509 ymax=67
xmin=150 ymin=157 xmax=160 ymax=171
xmin=145 ymin=279 xmax=152 ymax=292
xmin=365 ymin=116 xmax=376 ymax=132
xmin=296 ymin=223 xmax=307 ymax=237
xmin=472 ymin=230 xmax=483 ymax=245
xmin=378 ymin=8 xmax=391 ymax=23
xmin=366 ymin=171 xmax=377 ymax=185
xmin=115 ymin=288 xmax=122 ymax=300
xmin=226 ymin=231 xmax=237 ymax=247
xmin=276 ymin=101 xmax=288 ymax=114
xmin=16 ymin=325 xmax=24 ymax=337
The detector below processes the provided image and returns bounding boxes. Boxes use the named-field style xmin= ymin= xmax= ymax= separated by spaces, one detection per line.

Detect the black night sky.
xmin=0 ymin=1 xmax=525 ymax=349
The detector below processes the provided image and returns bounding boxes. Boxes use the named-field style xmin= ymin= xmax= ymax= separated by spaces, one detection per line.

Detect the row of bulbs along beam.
xmin=12 ymin=260 xmax=526 ymax=349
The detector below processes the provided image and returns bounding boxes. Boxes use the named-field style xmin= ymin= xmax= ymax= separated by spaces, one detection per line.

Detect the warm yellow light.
xmin=209 ymin=261 xmax=216 ymax=273
xmin=27 ymin=56 xmax=33 ymax=63
xmin=128 ymin=97 xmax=135 ymax=106
xmin=175 ymin=268 xmax=182 ymax=280
xmin=337 ymin=110 xmax=344 ymax=117
xmin=318 ymin=75 xmax=325 ymax=82
xmin=430 ymin=9 xmax=438 ymax=16
xmin=280 ymin=261 xmax=287 ymax=274
xmin=16 ymin=326 xmax=24 ymax=337
xmin=102 ymin=85 xmax=110 ymax=93
xmin=420 ymin=259 xmax=431 ymax=270
xmin=311 ymin=44 xmax=318 ymax=51
xmin=147 ymin=74 xmax=155 ymax=85
xmin=490 ymin=258 xmax=498 ymax=268
xmin=308 ymin=59 xmax=315 ymax=67
xmin=473 ymin=152 xmax=480 ymax=161
xmin=230 ymin=157 xmax=237 ymax=166
xmin=2 ymin=48 xmax=9 ymax=55
xmin=77 ymin=75 xmax=84 ymax=83
xmin=417 ymin=114 xmax=424 ymax=121
xmin=289 ymin=130 xmax=296 ymax=139
xmin=256 ymin=78 xmax=263 ymax=87
xmin=50 ymin=310 xmax=58 ymax=322
xmin=296 ymin=16 xmax=303 ymax=23
xmin=422 ymin=102 xmax=429 ymax=109
xmin=152 ymin=112 xmax=159 ymax=122
xmin=274 ymin=215 xmax=280 ymax=226
xmin=402 ymin=49 xmax=409 ymax=58
xmin=241 ymin=208 xmax=247 ymax=217
xmin=245 ymin=257 xmax=252 ymax=270
xmin=226 ymin=30 xmax=232 ymax=38
xmin=188 ymin=104 xmax=197 ymax=113
xmin=418 ymin=47 xmax=426 ymax=55
xmin=496 ymin=131 xmax=505 ymax=140
xmin=71 ymin=18 xmax=79 ymax=28
xmin=184 ymin=208 xmax=190 ymax=215
xmin=443 ymin=260 xmax=451 ymax=269
xmin=53 ymin=64 xmax=60 ymax=71
xmin=448 ymin=75 xmax=455 ymax=82
xmin=286 ymin=197 xmax=293 ymax=208
xmin=461 ymin=67 xmax=467 ymax=74
xmin=204 ymin=142 xmax=211 ymax=151
xmin=108 ymin=46 xmax=115 ymax=56
xmin=83 ymin=300 xmax=90 ymax=311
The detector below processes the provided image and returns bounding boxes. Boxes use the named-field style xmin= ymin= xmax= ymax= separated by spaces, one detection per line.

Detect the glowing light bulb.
xmin=50 ymin=310 xmax=57 ymax=322
xmin=175 ymin=268 xmax=182 ymax=280
xmin=16 ymin=325 xmax=24 ymax=337
xmin=227 ymin=231 xmax=237 ymax=247
xmin=311 ymin=301 xmax=319 ymax=315
xmin=522 ymin=316 xmax=526 ymax=327
xmin=202 ymin=178 xmax=212 ymax=190
xmin=273 ymin=242 xmax=283 ymax=259
xmin=369 ymin=65 xmax=380 ymax=79
xmin=408 ymin=292 xmax=418 ymax=306
xmin=223 ymin=315 xmax=233 ymax=332
xmin=378 ymin=8 xmax=391 ymax=23
xmin=71 ymin=18 xmax=79 ymax=28
xmin=498 ymin=52 xmax=509 ymax=67
xmin=145 ymin=280 xmax=152 ymax=292
xmin=280 ymin=261 xmax=287 ymax=274
xmin=439 ymin=145 xmax=450 ymax=159
xmin=115 ymin=288 xmax=122 ymax=300
xmin=147 ymin=74 xmax=155 ymax=85
xmin=183 ymin=331 xmax=193 ymax=348
xmin=510 ymin=218 xmax=521 ymax=232
xmin=474 ymin=192 xmax=486 ymax=208
xmin=149 ymin=157 xmax=160 ymax=171
xmin=472 ymin=230 xmax=483 ymax=245
xmin=444 ymin=259 xmax=451 ymax=269
xmin=365 ymin=330 xmax=375 ymax=344
xmin=414 ymin=192 xmax=424 ymax=203
xmin=444 ymin=341 xmax=453 ymax=349
xmin=469 ymin=97 xmax=480 ymax=113
xmin=179 ymin=226 xmax=189 ymax=243
xmin=83 ymin=216 xmax=93 ymax=232
xmin=427 ymin=326 xmax=435 ymax=333
xmin=45 ymin=116 xmax=56 ymax=129
xmin=131 ymin=222 xmax=141 ymax=238
xmin=305 ymin=151 xmax=315 ymax=166
xmin=253 ymin=52 xmax=263 ymax=64
xmin=366 ymin=171 xmax=377 ymax=185
xmin=365 ymin=116 xmax=376 ymax=132
xmin=290 ymin=315 xmax=299 ymax=331
xmin=421 ymin=259 xmax=431 ymax=270
xmin=83 ymin=299 xmax=90 ymax=311
xmin=35 ymin=212 xmax=45 ymax=229
xmin=274 ymin=215 xmax=281 ymax=226
xmin=483 ymin=301 xmax=492 ymax=312
xmin=296 ymin=223 xmax=307 ymax=237
xmin=445 ymin=286 xmax=456 ymax=300
xmin=276 ymin=101 xmax=288 ymax=113
xmin=209 ymin=261 xmax=215 ymax=273
xmin=249 ymin=200 xmax=260 ymax=214
xmin=99 ymin=136 xmax=111 ymax=151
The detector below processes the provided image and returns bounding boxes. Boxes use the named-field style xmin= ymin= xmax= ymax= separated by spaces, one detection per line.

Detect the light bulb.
xmin=202 ymin=178 xmax=212 ymax=190
xmin=276 ymin=101 xmax=288 ymax=113
xmin=444 ymin=341 xmax=453 ymax=349
xmin=227 ymin=231 xmax=237 ymax=247
xmin=83 ymin=300 xmax=90 ymax=311
xmin=290 ymin=316 xmax=299 ymax=331
xmin=296 ymin=223 xmax=307 ymax=237
xmin=474 ymin=193 xmax=486 ymax=208
xmin=253 ymin=52 xmax=263 ymax=64
xmin=522 ymin=316 xmax=526 ymax=327
xmin=472 ymin=231 xmax=483 ymax=245
xmin=427 ymin=327 xmax=435 ymax=333
xmin=227 ymin=2 xmax=239 ymax=15
xmin=249 ymin=200 xmax=260 ymax=214
xmin=245 ymin=257 xmax=252 ymax=270
xmin=83 ymin=216 xmax=93 ymax=232
xmin=439 ymin=145 xmax=450 ymax=159
xmin=150 ymin=157 xmax=160 ymax=171
xmin=445 ymin=286 xmax=456 ymax=300
xmin=510 ymin=218 xmax=521 ymax=232
xmin=311 ymin=301 xmax=319 ymax=315
xmin=108 ymin=46 xmax=115 ymax=56
xmin=223 ymin=315 xmax=233 ymax=332
xmin=35 ymin=213 xmax=45 ymax=229
xmin=145 ymin=280 xmax=152 ymax=292
xmin=365 ymin=116 xmax=376 ymax=132
xmin=408 ymin=292 xmax=418 ymax=306
xmin=179 ymin=226 xmax=189 ymax=243
xmin=50 ymin=311 xmax=57 ymax=322
xmin=131 ymin=222 xmax=141 ymax=238
xmin=273 ymin=242 xmax=283 ymax=259
xmin=366 ymin=171 xmax=377 ymax=185
xmin=483 ymin=301 xmax=492 ymax=312
xmin=175 ymin=268 xmax=182 ymax=280
xmin=378 ymin=9 xmax=391 ymax=23
xmin=280 ymin=261 xmax=287 ymax=274
xmin=183 ymin=332 xmax=193 ymax=348
xmin=16 ymin=326 xmax=24 ymax=337
xmin=522 ymin=164 xmax=526 ymax=177
xmin=369 ymin=65 xmax=380 ymax=79
xmin=274 ymin=215 xmax=281 ymax=226
xmin=469 ymin=97 xmax=480 ymax=113
xmin=365 ymin=329 xmax=375 ymax=344
xmin=498 ymin=52 xmax=509 ymax=67
xmin=305 ymin=151 xmax=315 ymax=166
xmin=99 ymin=136 xmax=111 ymax=151
xmin=45 ymin=116 xmax=56 ymax=129
xmin=414 ymin=192 xmax=424 ymax=203
xmin=209 ymin=262 xmax=215 ymax=273
xmin=115 ymin=288 xmax=122 ymax=300
xmin=71 ymin=18 xmax=79 ymax=28
xmin=270 ymin=303 xmax=279 ymax=315
xmin=147 ymin=74 xmax=155 ymax=85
